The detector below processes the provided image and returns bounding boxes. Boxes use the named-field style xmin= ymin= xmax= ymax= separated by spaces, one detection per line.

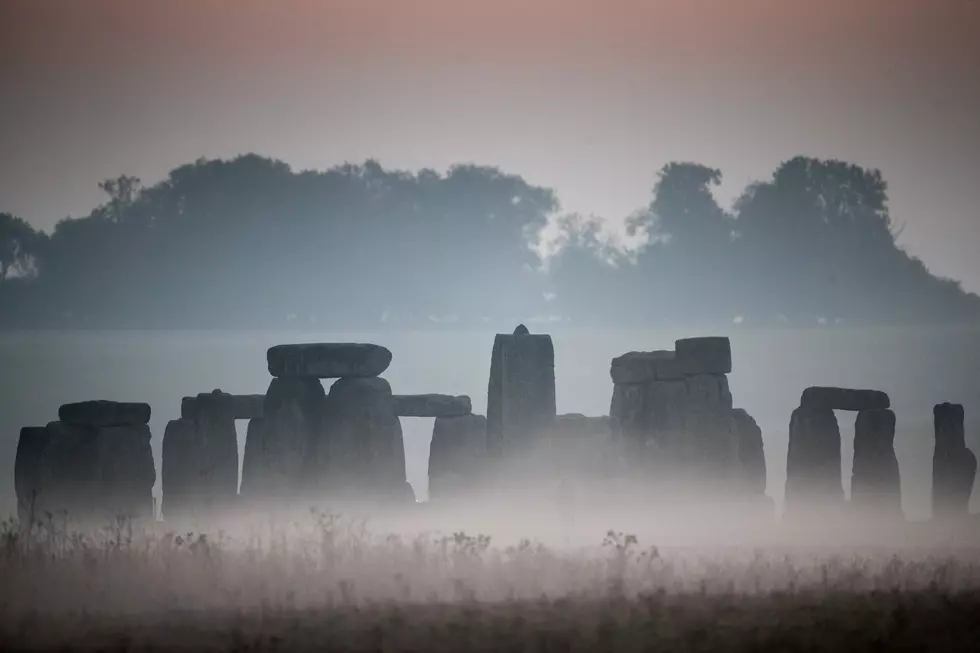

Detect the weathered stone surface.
xmin=785 ymin=406 xmax=844 ymax=514
xmin=851 ymin=409 xmax=902 ymax=517
xmin=733 ymin=409 xmax=766 ymax=495
xmin=36 ymin=421 xmax=155 ymax=522
xmin=317 ymin=377 xmax=406 ymax=497
xmin=58 ymin=401 xmax=150 ymax=426
xmin=36 ymin=421 xmax=100 ymax=519
xmin=486 ymin=331 xmax=556 ymax=457
xmin=15 ymin=427 xmax=51 ymax=526
xmin=161 ymin=418 xmax=196 ymax=520
xmin=675 ymin=337 xmax=732 ymax=375
xmin=258 ymin=377 xmax=326 ymax=497
xmin=92 ymin=424 xmax=156 ymax=520
xmin=180 ymin=397 xmax=199 ymax=420
xmin=800 ymin=387 xmax=890 ymax=412
xmin=609 ymin=350 xmax=674 ymax=384
xmin=684 ymin=374 xmax=733 ymax=411
xmin=514 ymin=324 xmax=529 ymax=335
xmin=643 ymin=379 xmax=689 ymax=439
xmin=267 ymin=343 xmax=392 ymax=379
xmin=933 ymin=402 xmax=976 ymax=520
xmin=428 ymin=413 xmax=487 ymax=500
xmin=392 ymin=394 xmax=472 ymax=418
xmin=609 ymin=383 xmax=648 ymax=446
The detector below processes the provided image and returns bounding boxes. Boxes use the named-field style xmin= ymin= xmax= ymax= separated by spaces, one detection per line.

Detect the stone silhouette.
xmin=851 ymin=409 xmax=903 ymax=518
xmin=392 ymin=394 xmax=472 ymax=418
xmin=932 ymin=403 xmax=977 ymax=520
xmin=14 ymin=426 xmax=51 ymax=527
xmin=784 ymin=406 xmax=844 ymax=516
xmin=428 ymin=414 xmax=488 ymax=500
xmin=732 ymin=409 xmax=766 ymax=495
xmin=267 ymin=343 xmax=392 ymax=378
xmin=317 ymin=376 xmax=407 ymax=501
xmin=608 ymin=337 xmax=739 ymax=493
xmin=257 ymin=376 xmax=326 ymax=498
xmin=58 ymin=400 xmax=151 ymax=426
xmin=800 ymin=387 xmax=890 ymax=412
xmin=32 ymin=401 xmax=156 ymax=524
xmin=486 ymin=326 xmax=556 ymax=458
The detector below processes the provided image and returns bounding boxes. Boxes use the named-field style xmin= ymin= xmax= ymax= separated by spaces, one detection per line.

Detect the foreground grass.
xmin=2 ymin=510 xmax=980 ymax=651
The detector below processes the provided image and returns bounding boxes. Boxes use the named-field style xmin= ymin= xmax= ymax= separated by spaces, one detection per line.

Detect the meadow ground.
xmin=2 ymin=502 xmax=980 ymax=652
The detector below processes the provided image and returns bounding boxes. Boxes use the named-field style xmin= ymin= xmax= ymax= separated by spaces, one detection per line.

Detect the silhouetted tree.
xmin=0 ymin=213 xmax=44 ymax=285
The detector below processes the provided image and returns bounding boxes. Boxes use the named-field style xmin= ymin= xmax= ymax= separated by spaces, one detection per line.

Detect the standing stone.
xmin=548 ymin=414 xmax=614 ymax=479
xmin=14 ymin=427 xmax=51 ymax=527
xmin=317 ymin=377 xmax=406 ymax=500
xmin=609 ymin=382 xmax=648 ymax=448
xmin=161 ymin=418 xmax=196 ymax=520
xmin=851 ymin=409 xmax=902 ymax=518
xmin=36 ymin=421 xmax=101 ymax=521
xmin=785 ymin=406 xmax=844 ymax=515
xmin=267 ymin=343 xmax=392 ymax=379
xmin=192 ymin=391 xmax=240 ymax=509
xmin=36 ymin=420 xmax=155 ymax=524
xmin=732 ymin=409 xmax=766 ymax=495
xmin=610 ymin=351 xmax=673 ymax=385
xmin=259 ymin=377 xmax=326 ymax=498
xmin=933 ymin=403 xmax=977 ymax=520
xmin=92 ymin=424 xmax=155 ymax=520
xmin=428 ymin=414 xmax=488 ymax=500
xmin=486 ymin=328 xmax=556 ymax=458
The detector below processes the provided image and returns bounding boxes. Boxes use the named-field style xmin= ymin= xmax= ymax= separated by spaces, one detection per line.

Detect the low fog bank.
xmin=1 ymin=327 xmax=979 ymax=520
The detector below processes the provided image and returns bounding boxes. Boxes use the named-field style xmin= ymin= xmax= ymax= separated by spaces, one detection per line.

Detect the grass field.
xmin=2 ymin=506 xmax=980 ymax=652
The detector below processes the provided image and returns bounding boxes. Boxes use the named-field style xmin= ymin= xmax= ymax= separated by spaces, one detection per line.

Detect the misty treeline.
xmin=1 ymin=154 xmax=978 ymax=329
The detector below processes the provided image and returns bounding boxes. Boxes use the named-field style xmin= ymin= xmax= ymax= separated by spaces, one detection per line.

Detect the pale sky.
xmin=2 ymin=0 xmax=979 ymax=289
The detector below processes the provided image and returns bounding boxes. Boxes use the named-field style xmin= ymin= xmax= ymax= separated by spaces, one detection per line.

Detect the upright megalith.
xmin=161 ymin=418 xmax=196 ymax=519
xmin=163 ymin=389 xmax=261 ymax=518
xmin=932 ymin=403 xmax=977 ymax=520
xmin=428 ymin=414 xmax=488 ymax=500
xmin=14 ymin=427 xmax=51 ymax=527
xmin=486 ymin=326 xmax=556 ymax=458
xmin=732 ymin=409 xmax=766 ymax=495
xmin=33 ymin=401 xmax=156 ymax=524
xmin=392 ymin=394 xmax=472 ymax=418
xmin=257 ymin=376 xmax=326 ymax=498
xmin=851 ymin=409 xmax=902 ymax=518
xmin=317 ymin=377 xmax=407 ymax=500
xmin=784 ymin=406 xmax=844 ymax=515
xmin=267 ymin=343 xmax=392 ymax=378
xmin=608 ymin=337 xmax=739 ymax=492
xmin=547 ymin=414 xmax=614 ymax=480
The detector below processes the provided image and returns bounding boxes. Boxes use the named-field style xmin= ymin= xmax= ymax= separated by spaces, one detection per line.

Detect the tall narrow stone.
xmin=486 ymin=327 xmax=556 ymax=458
xmin=192 ymin=391 xmax=240 ymax=510
xmin=851 ymin=409 xmax=902 ymax=518
xmin=732 ymin=409 xmax=766 ymax=495
xmin=317 ymin=377 xmax=406 ymax=500
xmin=260 ymin=377 xmax=325 ymax=498
xmin=14 ymin=427 xmax=52 ymax=527
xmin=161 ymin=418 xmax=196 ymax=520
xmin=428 ymin=414 xmax=488 ymax=500
xmin=785 ymin=406 xmax=844 ymax=515
xmin=933 ymin=403 xmax=976 ymax=520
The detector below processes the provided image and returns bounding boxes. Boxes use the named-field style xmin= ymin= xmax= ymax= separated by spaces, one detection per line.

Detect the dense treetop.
xmin=2 ymin=154 xmax=977 ymax=329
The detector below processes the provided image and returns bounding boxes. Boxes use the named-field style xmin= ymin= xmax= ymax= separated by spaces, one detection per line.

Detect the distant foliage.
xmin=1 ymin=154 xmax=977 ymax=329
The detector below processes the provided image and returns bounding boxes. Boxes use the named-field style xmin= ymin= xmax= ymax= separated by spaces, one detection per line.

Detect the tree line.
xmin=1 ymin=154 xmax=978 ymax=330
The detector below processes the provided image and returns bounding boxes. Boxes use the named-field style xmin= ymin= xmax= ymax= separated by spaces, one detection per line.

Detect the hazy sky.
xmin=2 ymin=0 xmax=979 ymax=289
